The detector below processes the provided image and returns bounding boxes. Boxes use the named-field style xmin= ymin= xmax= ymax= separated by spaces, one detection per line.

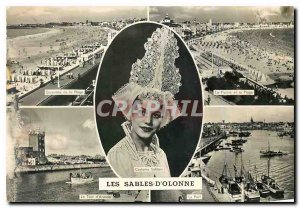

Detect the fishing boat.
xmin=256 ymin=181 xmax=270 ymax=197
xmin=230 ymin=146 xmax=244 ymax=153
xmin=225 ymin=142 xmax=231 ymax=146
xmin=214 ymin=147 xmax=221 ymax=151
xmin=254 ymin=165 xmax=270 ymax=197
xmin=238 ymin=131 xmax=251 ymax=137
xmin=260 ymin=150 xmax=288 ymax=157
xmin=218 ymin=151 xmax=243 ymax=201
xmin=67 ymin=171 xmax=94 ymax=184
xmin=260 ymin=141 xmax=288 ymax=157
xmin=229 ymin=131 xmax=239 ymax=136
xmin=243 ymin=171 xmax=260 ymax=202
xmin=261 ymin=158 xmax=284 ymax=196
xmin=219 ymin=162 xmax=231 ymax=185
xmin=227 ymin=180 xmax=242 ymax=200
xmin=231 ymin=137 xmax=246 ymax=146
xmin=220 ymin=146 xmax=231 ymax=150
xmin=233 ymin=152 xmax=260 ymax=202
xmin=261 ymin=175 xmax=284 ymax=196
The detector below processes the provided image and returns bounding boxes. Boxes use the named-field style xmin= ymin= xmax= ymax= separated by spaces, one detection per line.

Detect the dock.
xmin=15 ymin=163 xmax=108 ymax=173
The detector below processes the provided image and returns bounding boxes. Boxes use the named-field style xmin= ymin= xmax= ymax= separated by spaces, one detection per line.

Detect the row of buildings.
xmin=15 ymin=129 xmax=106 ymax=166
xmin=203 ymin=118 xmax=294 ymax=138
xmin=7 ymin=18 xmax=147 ymax=31
xmin=160 ymin=14 xmax=294 ymax=40
xmin=47 ymin=154 xmax=106 ymax=165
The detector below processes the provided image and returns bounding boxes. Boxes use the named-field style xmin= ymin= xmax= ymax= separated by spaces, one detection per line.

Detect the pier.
xmin=15 ymin=163 xmax=108 ymax=173
xmin=198 ymin=134 xmax=227 ymax=156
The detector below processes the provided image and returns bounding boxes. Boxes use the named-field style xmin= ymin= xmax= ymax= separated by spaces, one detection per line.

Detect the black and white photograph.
xmin=199 ymin=106 xmax=294 ymax=202
xmin=95 ymin=22 xmax=203 ymax=178
xmin=6 ymin=7 xmax=147 ymax=106
xmin=150 ymin=6 xmax=294 ymax=105
xmin=6 ymin=107 xmax=150 ymax=202
xmin=4 ymin=4 xmax=296 ymax=205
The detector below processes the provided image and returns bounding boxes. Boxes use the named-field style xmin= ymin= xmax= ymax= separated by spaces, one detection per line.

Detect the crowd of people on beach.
xmin=6 ymin=27 xmax=109 ymax=100
xmin=189 ymin=27 xmax=295 ymax=104
xmin=195 ymin=32 xmax=294 ymax=77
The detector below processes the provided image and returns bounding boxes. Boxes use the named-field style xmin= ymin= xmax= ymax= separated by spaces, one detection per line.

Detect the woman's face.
xmin=131 ymin=99 xmax=163 ymax=140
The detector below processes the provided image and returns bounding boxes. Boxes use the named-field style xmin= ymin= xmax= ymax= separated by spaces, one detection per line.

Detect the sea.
xmin=7 ymin=28 xmax=50 ymax=39
xmin=233 ymin=28 xmax=294 ymax=57
xmin=7 ymin=167 xmax=120 ymax=202
xmin=204 ymin=130 xmax=294 ymax=202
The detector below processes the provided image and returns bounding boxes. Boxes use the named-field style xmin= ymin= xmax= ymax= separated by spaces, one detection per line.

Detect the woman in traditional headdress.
xmin=107 ymin=27 xmax=182 ymax=178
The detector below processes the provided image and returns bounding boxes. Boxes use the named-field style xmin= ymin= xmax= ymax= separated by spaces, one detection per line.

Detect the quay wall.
xmin=15 ymin=163 xmax=108 ymax=173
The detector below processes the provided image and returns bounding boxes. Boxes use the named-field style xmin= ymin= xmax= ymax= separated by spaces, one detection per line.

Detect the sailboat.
xmin=243 ymin=170 xmax=260 ymax=202
xmin=235 ymin=154 xmax=260 ymax=202
xmin=219 ymin=152 xmax=241 ymax=200
xmin=231 ymin=133 xmax=247 ymax=146
xmin=260 ymin=140 xmax=288 ymax=157
xmin=238 ymin=131 xmax=251 ymax=137
xmin=261 ymin=158 xmax=284 ymax=196
xmin=254 ymin=165 xmax=270 ymax=197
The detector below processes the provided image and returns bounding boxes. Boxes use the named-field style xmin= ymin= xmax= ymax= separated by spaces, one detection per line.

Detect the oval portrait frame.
xmin=94 ymin=21 xmax=204 ymax=178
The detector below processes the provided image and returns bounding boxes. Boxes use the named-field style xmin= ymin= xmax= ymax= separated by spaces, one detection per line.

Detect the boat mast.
xmin=254 ymin=165 xmax=257 ymax=181
xmin=267 ymin=158 xmax=270 ymax=177
xmin=57 ymin=67 xmax=60 ymax=88
xmin=222 ymin=150 xmax=228 ymax=178
xmin=211 ymin=52 xmax=213 ymax=71
xmin=240 ymin=152 xmax=246 ymax=180
xmin=234 ymin=152 xmax=237 ymax=178
xmin=267 ymin=138 xmax=270 ymax=177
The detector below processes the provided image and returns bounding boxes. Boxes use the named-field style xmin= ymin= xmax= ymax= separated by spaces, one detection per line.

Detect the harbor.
xmin=182 ymin=105 xmax=295 ymax=203
xmin=7 ymin=107 xmax=150 ymax=202
xmin=7 ymin=167 xmax=149 ymax=202
xmin=201 ymin=130 xmax=294 ymax=202
xmin=14 ymin=162 xmax=109 ymax=173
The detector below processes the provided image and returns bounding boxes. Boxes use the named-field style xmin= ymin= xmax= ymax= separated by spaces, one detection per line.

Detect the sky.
xmin=7 ymin=108 xmax=103 ymax=156
xmin=149 ymin=6 xmax=294 ymax=23
xmin=204 ymin=106 xmax=294 ymax=123
xmin=6 ymin=6 xmax=147 ymax=24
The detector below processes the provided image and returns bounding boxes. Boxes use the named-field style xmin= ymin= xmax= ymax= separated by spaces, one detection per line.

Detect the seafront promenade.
xmin=18 ymin=56 xmax=101 ymax=106
xmin=6 ymin=26 xmax=112 ymax=106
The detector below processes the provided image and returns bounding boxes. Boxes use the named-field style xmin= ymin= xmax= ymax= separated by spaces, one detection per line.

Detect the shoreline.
xmin=7 ymin=27 xmax=63 ymax=42
xmin=14 ymin=163 xmax=109 ymax=173
xmin=191 ymin=26 xmax=294 ymax=99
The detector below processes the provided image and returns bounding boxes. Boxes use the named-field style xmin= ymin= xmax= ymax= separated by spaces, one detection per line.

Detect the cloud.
xmin=45 ymin=133 xmax=69 ymax=150
xmin=82 ymin=119 xmax=95 ymax=130
xmin=149 ymin=6 xmax=293 ymax=23
xmin=7 ymin=6 xmax=147 ymax=24
xmin=200 ymin=7 xmax=219 ymax=11
xmin=280 ymin=6 xmax=294 ymax=19
xmin=149 ymin=7 xmax=159 ymax=13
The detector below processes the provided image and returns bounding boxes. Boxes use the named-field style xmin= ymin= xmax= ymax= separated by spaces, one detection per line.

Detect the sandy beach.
xmin=197 ymin=27 xmax=293 ymax=74
xmin=191 ymin=26 xmax=294 ymax=99
xmin=7 ymin=26 xmax=108 ymax=73
xmin=6 ymin=26 xmax=110 ymax=105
